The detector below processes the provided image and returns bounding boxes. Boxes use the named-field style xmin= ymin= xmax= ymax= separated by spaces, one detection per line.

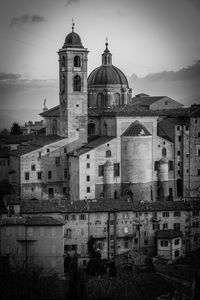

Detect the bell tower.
xmin=58 ymin=21 xmax=88 ymax=145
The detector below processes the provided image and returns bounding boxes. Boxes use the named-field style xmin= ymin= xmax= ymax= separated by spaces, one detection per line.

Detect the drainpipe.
xmin=107 ymin=212 xmax=110 ymax=260
xmin=114 ymin=209 xmax=117 ymax=259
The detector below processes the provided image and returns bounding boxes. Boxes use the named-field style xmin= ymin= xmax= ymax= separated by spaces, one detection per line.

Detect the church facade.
xmin=40 ymin=26 xmax=178 ymax=202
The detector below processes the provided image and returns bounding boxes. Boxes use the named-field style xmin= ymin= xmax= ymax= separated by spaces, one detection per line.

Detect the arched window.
xmin=73 ymin=75 xmax=81 ymax=92
xmin=106 ymin=150 xmax=111 ymax=157
xmin=65 ymin=229 xmax=71 ymax=239
xmin=52 ymin=119 xmax=57 ymax=135
xmin=61 ymin=56 xmax=65 ymax=67
xmin=103 ymin=123 xmax=108 ymax=136
xmin=61 ymin=74 xmax=65 ymax=92
xmin=115 ymin=93 xmax=120 ymax=105
xmin=74 ymin=56 xmax=81 ymax=67
xmin=162 ymin=148 xmax=167 ymax=157
xmin=97 ymin=93 xmax=104 ymax=107
xmin=88 ymin=123 xmax=95 ymax=135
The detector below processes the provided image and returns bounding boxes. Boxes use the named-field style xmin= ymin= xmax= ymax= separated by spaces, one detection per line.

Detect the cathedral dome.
xmin=88 ymin=65 xmax=128 ymax=87
xmin=62 ymin=25 xmax=83 ymax=48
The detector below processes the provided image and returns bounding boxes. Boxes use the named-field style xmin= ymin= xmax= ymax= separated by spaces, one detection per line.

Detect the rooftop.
xmin=68 ymin=136 xmax=115 ymax=156
xmin=39 ymin=105 xmax=60 ymax=118
xmin=21 ymin=198 xmax=200 ymax=214
xmin=122 ymin=120 xmax=151 ymax=137
xmin=0 ymin=215 xmax=64 ymax=226
xmin=10 ymin=135 xmax=66 ymax=157
xmin=156 ymin=229 xmax=183 ymax=239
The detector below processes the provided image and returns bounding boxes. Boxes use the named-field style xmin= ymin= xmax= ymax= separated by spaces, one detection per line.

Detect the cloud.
xmin=0 ymin=73 xmax=21 ymax=81
xmin=0 ymin=72 xmax=57 ymax=94
xmin=134 ymin=60 xmax=200 ymax=82
xmin=10 ymin=14 xmax=47 ymax=28
xmin=65 ymin=0 xmax=80 ymax=6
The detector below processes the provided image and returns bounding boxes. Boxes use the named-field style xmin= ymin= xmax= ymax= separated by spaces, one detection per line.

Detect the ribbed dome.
xmin=63 ymin=31 xmax=83 ymax=48
xmin=88 ymin=65 xmax=129 ymax=86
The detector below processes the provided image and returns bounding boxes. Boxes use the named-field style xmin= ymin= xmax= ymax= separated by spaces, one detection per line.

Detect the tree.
xmin=0 ymin=128 xmax=9 ymax=137
xmin=10 ymin=122 xmax=22 ymax=135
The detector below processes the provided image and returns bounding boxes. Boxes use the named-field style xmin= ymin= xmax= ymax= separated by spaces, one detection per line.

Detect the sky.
xmin=0 ymin=0 xmax=200 ymax=125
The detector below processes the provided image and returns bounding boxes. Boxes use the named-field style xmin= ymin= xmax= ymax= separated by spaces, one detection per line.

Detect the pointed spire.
xmin=72 ymin=18 xmax=75 ymax=32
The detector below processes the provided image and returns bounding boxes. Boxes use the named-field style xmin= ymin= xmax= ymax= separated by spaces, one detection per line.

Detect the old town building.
xmin=0 ymin=215 xmax=64 ymax=274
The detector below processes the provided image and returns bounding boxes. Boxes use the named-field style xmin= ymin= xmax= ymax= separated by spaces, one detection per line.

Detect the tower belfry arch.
xmin=58 ymin=22 xmax=89 ymax=145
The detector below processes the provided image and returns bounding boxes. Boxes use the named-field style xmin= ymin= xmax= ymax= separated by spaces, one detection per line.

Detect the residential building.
xmin=0 ymin=216 xmax=64 ymax=275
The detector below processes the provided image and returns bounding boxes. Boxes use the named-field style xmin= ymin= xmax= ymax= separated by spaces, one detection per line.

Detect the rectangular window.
xmin=134 ymin=238 xmax=138 ymax=244
xmin=25 ymin=172 xmax=29 ymax=180
xmin=114 ymin=163 xmax=120 ymax=177
xmin=71 ymin=214 xmax=76 ymax=221
xmin=87 ymin=163 xmax=90 ymax=168
xmin=177 ymin=126 xmax=180 ymax=130
xmin=37 ymin=171 xmax=42 ymax=180
xmin=197 ymin=148 xmax=200 ymax=156
xmin=178 ymin=136 xmax=182 ymax=142
xmin=48 ymin=188 xmax=54 ymax=198
xmin=98 ymin=165 xmax=104 ymax=176
xmin=152 ymin=223 xmax=160 ymax=230
xmin=48 ymin=171 xmax=52 ymax=179
xmin=87 ymin=187 xmax=90 ymax=193
xmin=124 ymin=240 xmax=129 ymax=248
xmin=87 ymin=175 xmax=90 ymax=182
xmin=63 ymin=187 xmax=67 ymax=195
xmin=154 ymin=161 xmax=159 ymax=171
xmin=177 ymin=150 xmax=181 ymax=156
xmin=163 ymin=212 xmax=169 ymax=217
xmin=64 ymin=170 xmax=68 ymax=179
xmin=80 ymin=214 xmax=86 ymax=220
xmin=31 ymin=164 xmax=36 ymax=171
xmin=174 ymin=211 xmax=180 ymax=217
xmin=55 ymin=157 xmax=61 ymax=166
xmin=87 ymin=154 xmax=90 ymax=159
xmin=169 ymin=161 xmax=174 ymax=171
xmin=161 ymin=240 xmax=168 ymax=247
xmin=163 ymin=223 xmax=168 ymax=230
xmin=169 ymin=188 xmax=173 ymax=196
xmin=198 ymin=169 xmax=200 ymax=176
xmin=174 ymin=239 xmax=180 ymax=245
xmin=47 ymin=148 xmax=50 ymax=153
xmin=38 ymin=151 xmax=41 ymax=159
xmin=174 ymin=223 xmax=180 ymax=231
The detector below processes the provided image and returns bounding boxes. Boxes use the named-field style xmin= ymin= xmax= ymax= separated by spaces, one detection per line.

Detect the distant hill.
xmin=0 ymin=109 xmax=42 ymax=130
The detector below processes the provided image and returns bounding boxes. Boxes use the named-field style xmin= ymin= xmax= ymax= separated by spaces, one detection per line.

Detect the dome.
xmin=88 ymin=65 xmax=128 ymax=87
xmin=63 ymin=31 xmax=83 ymax=49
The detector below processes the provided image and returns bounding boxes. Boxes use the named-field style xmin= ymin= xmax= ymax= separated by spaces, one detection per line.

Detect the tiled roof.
xmin=122 ymin=120 xmax=151 ymax=137
xmin=0 ymin=134 xmax=38 ymax=145
xmin=21 ymin=198 xmax=200 ymax=214
xmin=88 ymin=105 xmax=160 ymax=117
xmin=29 ymin=135 xmax=65 ymax=147
xmin=130 ymin=96 xmax=165 ymax=106
xmin=10 ymin=144 xmax=41 ymax=157
xmin=156 ymin=229 xmax=182 ymax=239
xmin=68 ymin=136 xmax=115 ymax=156
xmin=10 ymin=135 xmax=66 ymax=157
xmin=40 ymin=105 xmax=60 ymax=117
xmin=0 ymin=215 xmax=64 ymax=226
